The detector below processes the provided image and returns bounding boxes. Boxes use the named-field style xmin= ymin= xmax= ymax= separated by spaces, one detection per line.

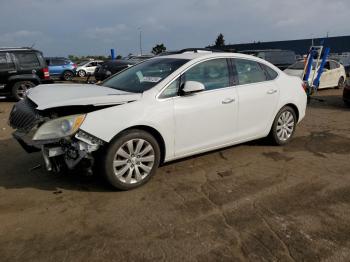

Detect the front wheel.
xmin=11 ymin=81 xmax=36 ymax=101
xmin=102 ymin=129 xmax=161 ymax=190
xmin=78 ymin=70 xmax=86 ymax=77
xmin=269 ymin=106 xmax=297 ymax=145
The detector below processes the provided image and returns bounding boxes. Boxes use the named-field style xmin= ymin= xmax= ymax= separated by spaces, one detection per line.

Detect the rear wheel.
xmin=102 ymin=129 xmax=161 ymax=190
xmin=269 ymin=106 xmax=297 ymax=145
xmin=336 ymin=77 xmax=345 ymax=89
xmin=62 ymin=71 xmax=74 ymax=81
xmin=11 ymin=81 xmax=36 ymax=101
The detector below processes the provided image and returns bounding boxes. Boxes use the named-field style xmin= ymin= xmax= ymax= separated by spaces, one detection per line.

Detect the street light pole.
xmin=138 ymin=27 xmax=143 ymax=55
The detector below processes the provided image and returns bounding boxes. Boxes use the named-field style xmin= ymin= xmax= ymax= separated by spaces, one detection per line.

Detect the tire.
xmin=102 ymin=129 xmax=161 ymax=190
xmin=336 ymin=77 xmax=345 ymax=89
xmin=78 ymin=70 xmax=86 ymax=77
xmin=61 ymin=71 xmax=74 ymax=81
xmin=269 ymin=106 xmax=297 ymax=146
xmin=345 ymin=100 xmax=350 ymax=107
xmin=11 ymin=81 xmax=36 ymax=101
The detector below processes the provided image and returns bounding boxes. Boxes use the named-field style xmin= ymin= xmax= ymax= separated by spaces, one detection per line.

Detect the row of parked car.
xmin=0 ymin=47 xmax=349 ymax=103
xmin=45 ymin=55 xmax=155 ymax=81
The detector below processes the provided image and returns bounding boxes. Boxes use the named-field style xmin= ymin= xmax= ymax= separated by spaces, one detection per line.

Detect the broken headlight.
xmin=33 ymin=114 xmax=86 ymax=141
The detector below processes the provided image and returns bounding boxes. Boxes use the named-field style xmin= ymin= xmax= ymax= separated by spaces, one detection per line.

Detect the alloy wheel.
xmin=78 ymin=70 xmax=86 ymax=77
xmin=16 ymin=84 xmax=28 ymax=99
xmin=113 ymin=139 xmax=155 ymax=184
xmin=276 ymin=111 xmax=295 ymax=141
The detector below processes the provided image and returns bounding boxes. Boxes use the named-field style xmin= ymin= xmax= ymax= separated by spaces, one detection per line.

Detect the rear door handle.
xmin=267 ymin=89 xmax=278 ymax=94
xmin=222 ymin=98 xmax=235 ymax=104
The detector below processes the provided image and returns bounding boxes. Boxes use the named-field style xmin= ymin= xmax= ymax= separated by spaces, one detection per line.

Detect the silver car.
xmin=76 ymin=60 xmax=103 ymax=77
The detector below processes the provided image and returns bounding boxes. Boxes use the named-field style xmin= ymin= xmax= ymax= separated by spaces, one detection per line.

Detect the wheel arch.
xmin=8 ymin=75 xmax=40 ymax=86
xmin=62 ymin=69 xmax=74 ymax=75
xmin=284 ymin=103 xmax=299 ymax=122
xmin=269 ymin=103 xmax=300 ymax=134
xmin=111 ymin=125 xmax=167 ymax=165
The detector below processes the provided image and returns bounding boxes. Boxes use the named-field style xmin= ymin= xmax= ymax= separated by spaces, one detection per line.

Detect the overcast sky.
xmin=0 ymin=0 xmax=349 ymax=57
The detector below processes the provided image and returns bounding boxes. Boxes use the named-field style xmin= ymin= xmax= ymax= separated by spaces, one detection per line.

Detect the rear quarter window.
xmin=260 ymin=63 xmax=279 ymax=80
xmin=15 ymin=52 xmax=40 ymax=69
xmin=0 ymin=53 xmax=15 ymax=71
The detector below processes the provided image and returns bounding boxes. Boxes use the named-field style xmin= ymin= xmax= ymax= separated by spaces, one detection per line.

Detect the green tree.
xmin=214 ymin=33 xmax=225 ymax=47
xmin=152 ymin=43 xmax=166 ymax=55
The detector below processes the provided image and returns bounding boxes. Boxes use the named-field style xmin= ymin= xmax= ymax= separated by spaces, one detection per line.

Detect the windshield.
xmin=102 ymin=58 xmax=189 ymax=93
xmin=78 ymin=61 xmax=89 ymax=66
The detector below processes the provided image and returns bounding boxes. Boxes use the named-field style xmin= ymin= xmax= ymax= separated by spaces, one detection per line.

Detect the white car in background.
xmin=9 ymin=51 xmax=307 ymax=190
xmin=76 ymin=60 xmax=103 ymax=77
xmin=284 ymin=60 xmax=346 ymax=89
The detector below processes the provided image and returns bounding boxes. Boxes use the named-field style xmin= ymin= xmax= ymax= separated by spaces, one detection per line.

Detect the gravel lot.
xmin=0 ymin=88 xmax=349 ymax=261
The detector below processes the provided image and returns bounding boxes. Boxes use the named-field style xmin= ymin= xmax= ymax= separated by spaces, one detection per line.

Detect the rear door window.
xmin=14 ymin=52 xmax=40 ymax=69
xmin=234 ymin=59 xmax=268 ymax=85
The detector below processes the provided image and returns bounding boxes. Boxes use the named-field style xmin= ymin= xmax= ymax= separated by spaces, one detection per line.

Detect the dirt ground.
xmin=0 ymin=88 xmax=349 ymax=262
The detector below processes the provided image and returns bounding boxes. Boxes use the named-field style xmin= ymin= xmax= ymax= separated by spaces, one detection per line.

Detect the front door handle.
xmin=267 ymin=89 xmax=278 ymax=94
xmin=222 ymin=98 xmax=235 ymax=104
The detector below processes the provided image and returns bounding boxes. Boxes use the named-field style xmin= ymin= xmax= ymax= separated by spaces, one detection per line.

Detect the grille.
xmin=9 ymin=98 xmax=40 ymax=132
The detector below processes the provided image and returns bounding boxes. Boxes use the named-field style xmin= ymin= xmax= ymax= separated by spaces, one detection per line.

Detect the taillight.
xmin=43 ymin=68 xmax=50 ymax=79
xmin=73 ymin=63 xmax=77 ymax=68
xmin=302 ymin=82 xmax=307 ymax=92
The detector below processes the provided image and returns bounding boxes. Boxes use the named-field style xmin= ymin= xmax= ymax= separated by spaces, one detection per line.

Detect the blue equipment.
xmin=111 ymin=49 xmax=116 ymax=60
xmin=302 ymin=44 xmax=331 ymax=98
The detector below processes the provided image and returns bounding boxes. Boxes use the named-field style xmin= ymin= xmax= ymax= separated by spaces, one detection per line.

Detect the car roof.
xmin=45 ymin=57 xmax=69 ymax=59
xmin=240 ymin=49 xmax=294 ymax=53
xmin=0 ymin=47 xmax=41 ymax=52
xmin=155 ymin=51 xmax=266 ymax=61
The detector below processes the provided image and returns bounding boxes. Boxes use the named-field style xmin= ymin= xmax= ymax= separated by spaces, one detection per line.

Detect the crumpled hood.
xmin=27 ymin=84 xmax=142 ymax=110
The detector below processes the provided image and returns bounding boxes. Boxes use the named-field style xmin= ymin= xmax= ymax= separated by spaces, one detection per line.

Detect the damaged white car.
xmin=9 ymin=51 xmax=307 ymax=190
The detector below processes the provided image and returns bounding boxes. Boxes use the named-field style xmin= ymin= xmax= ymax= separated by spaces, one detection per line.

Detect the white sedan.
xmin=76 ymin=60 xmax=103 ymax=77
xmin=284 ymin=59 xmax=346 ymax=89
xmin=9 ymin=51 xmax=307 ymax=190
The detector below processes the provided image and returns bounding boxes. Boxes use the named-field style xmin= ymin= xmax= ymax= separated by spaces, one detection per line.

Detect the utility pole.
xmin=138 ymin=27 xmax=143 ymax=55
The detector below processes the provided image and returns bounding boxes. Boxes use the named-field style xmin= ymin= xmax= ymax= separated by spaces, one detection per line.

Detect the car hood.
xmin=27 ymin=84 xmax=142 ymax=110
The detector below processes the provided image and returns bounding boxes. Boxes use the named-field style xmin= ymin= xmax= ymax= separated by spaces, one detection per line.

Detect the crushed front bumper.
xmin=13 ymin=129 xmax=104 ymax=173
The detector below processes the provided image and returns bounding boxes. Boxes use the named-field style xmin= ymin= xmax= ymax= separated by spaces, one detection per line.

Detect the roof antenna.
xmin=30 ymin=42 xmax=36 ymax=48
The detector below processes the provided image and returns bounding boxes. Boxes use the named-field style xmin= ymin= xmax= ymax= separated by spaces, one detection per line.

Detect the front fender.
xmin=79 ymin=99 xmax=175 ymax=160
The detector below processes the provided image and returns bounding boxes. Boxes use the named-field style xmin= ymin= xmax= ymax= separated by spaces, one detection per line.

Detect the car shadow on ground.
xmin=309 ymin=93 xmax=349 ymax=111
xmin=0 ymin=138 xmax=115 ymax=193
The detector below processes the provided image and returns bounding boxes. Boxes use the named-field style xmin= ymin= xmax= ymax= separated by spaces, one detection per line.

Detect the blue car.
xmin=45 ymin=57 xmax=77 ymax=81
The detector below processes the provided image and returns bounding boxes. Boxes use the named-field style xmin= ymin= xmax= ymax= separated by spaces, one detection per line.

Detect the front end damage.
xmin=9 ymin=98 xmax=105 ymax=173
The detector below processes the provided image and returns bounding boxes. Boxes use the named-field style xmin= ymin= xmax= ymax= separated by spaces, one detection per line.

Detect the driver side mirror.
xmin=182 ymin=81 xmax=205 ymax=95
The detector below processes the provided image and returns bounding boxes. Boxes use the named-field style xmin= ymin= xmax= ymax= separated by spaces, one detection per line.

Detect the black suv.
xmin=0 ymin=47 xmax=51 ymax=100
xmin=94 ymin=60 xmax=135 ymax=81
